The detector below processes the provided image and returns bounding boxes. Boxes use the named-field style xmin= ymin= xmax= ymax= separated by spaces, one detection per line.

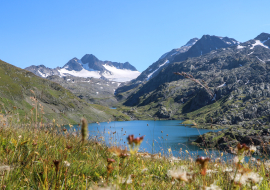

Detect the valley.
xmin=2 ymin=32 xmax=270 ymax=155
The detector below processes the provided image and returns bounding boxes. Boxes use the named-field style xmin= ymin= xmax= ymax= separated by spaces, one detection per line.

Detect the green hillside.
xmin=0 ymin=59 xmax=129 ymax=124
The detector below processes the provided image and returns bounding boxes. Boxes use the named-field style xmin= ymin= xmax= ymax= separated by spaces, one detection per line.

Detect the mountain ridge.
xmin=117 ymin=32 xmax=270 ymax=126
xmin=25 ymin=54 xmax=140 ymax=82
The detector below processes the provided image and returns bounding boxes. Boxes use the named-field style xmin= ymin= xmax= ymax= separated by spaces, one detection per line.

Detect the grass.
xmin=0 ymin=113 xmax=270 ymax=189
xmin=181 ymin=120 xmax=196 ymax=126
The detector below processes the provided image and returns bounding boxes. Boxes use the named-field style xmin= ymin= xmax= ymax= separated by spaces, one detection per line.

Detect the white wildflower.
xmin=169 ymin=156 xmax=181 ymax=163
xmin=233 ymin=156 xmax=244 ymax=164
xmin=230 ymin=173 xmax=247 ymax=185
xmin=167 ymin=167 xmax=189 ymax=182
xmin=206 ymin=169 xmax=218 ymax=174
xmin=141 ymin=168 xmax=148 ymax=173
xmin=265 ymin=160 xmax=270 ymax=170
xmin=63 ymin=161 xmax=70 ymax=167
xmin=121 ymin=175 xmax=132 ymax=184
xmin=250 ymin=157 xmax=256 ymax=162
xmin=205 ymin=183 xmax=222 ymax=190
xmin=250 ymin=145 xmax=256 ymax=154
xmin=244 ymin=172 xmax=263 ymax=184
xmin=223 ymin=167 xmax=233 ymax=172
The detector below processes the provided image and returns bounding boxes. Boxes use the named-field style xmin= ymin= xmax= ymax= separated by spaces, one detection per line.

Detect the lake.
xmin=71 ymin=120 xmax=228 ymax=159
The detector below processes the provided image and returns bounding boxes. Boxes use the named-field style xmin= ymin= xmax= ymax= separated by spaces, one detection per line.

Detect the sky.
xmin=0 ymin=0 xmax=269 ymax=72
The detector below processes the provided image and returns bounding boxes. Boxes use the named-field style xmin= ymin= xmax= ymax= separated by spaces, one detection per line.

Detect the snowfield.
xmin=103 ymin=64 xmax=140 ymax=82
xmin=58 ymin=68 xmax=101 ymax=78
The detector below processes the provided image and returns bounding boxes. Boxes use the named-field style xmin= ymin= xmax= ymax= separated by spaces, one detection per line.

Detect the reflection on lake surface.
xmin=71 ymin=120 xmax=230 ymax=158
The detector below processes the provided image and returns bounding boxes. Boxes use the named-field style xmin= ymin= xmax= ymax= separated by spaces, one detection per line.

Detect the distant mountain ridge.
xmin=116 ymin=35 xmax=239 ymax=95
xmin=116 ymin=32 xmax=270 ymax=127
xmin=25 ymin=54 xmax=140 ymax=82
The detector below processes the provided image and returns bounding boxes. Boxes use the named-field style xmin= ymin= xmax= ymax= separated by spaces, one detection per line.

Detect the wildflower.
xmin=204 ymin=183 xmax=222 ymax=190
xmin=132 ymin=136 xmax=144 ymax=145
xmin=127 ymin=135 xmax=144 ymax=154
xmin=127 ymin=135 xmax=134 ymax=144
xmin=244 ymin=172 xmax=263 ymax=184
xmin=167 ymin=167 xmax=189 ymax=182
xmin=206 ymin=169 xmax=218 ymax=175
xmin=196 ymin=157 xmax=210 ymax=176
xmin=236 ymin=143 xmax=249 ymax=155
xmin=264 ymin=160 xmax=270 ymax=170
xmin=233 ymin=156 xmax=244 ymax=164
xmin=53 ymin=160 xmax=60 ymax=173
xmin=66 ymin=145 xmax=72 ymax=150
xmin=108 ymin=146 xmax=128 ymax=158
xmin=223 ymin=167 xmax=233 ymax=172
xmin=63 ymin=161 xmax=70 ymax=167
xmin=230 ymin=173 xmax=247 ymax=186
xmin=169 ymin=156 xmax=181 ymax=163
xmin=121 ymin=175 xmax=133 ymax=184
xmin=250 ymin=157 xmax=256 ymax=162
xmin=141 ymin=168 xmax=148 ymax=173
xmin=250 ymin=145 xmax=256 ymax=154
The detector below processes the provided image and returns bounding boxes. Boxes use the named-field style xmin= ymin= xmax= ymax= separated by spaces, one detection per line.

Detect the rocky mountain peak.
xmin=62 ymin=57 xmax=83 ymax=71
xmin=25 ymin=53 xmax=140 ymax=82
xmin=184 ymin=38 xmax=199 ymax=46
xmin=255 ymin=32 xmax=270 ymax=41
xmin=254 ymin=32 xmax=270 ymax=48
xmin=81 ymin=54 xmax=99 ymax=65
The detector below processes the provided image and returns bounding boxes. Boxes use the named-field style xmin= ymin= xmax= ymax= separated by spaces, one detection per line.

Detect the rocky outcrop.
xmin=194 ymin=125 xmax=270 ymax=155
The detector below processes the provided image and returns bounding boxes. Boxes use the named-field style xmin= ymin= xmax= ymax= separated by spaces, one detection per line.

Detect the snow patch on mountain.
xmin=38 ymin=70 xmax=47 ymax=78
xmin=102 ymin=64 xmax=140 ymax=82
xmin=251 ymin=40 xmax=269 ymax=49
xmin=58 ymin=68 xmax=101 ymax=78
xmin=217 ymin=83 xmax=226 ymax=88
xmin=147 ymin=60 xmax=169 ymax=80
xmin=237 ymin=45 xmax=245 ymax=49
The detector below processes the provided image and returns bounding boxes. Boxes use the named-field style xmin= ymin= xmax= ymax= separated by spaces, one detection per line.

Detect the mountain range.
xmin=19 ymin=32 xmax=270 ymax=127
xmin=25 ymin=54 xmax=140 ymax=83
xmin=116 ymin=32 xmax=270 ymax=126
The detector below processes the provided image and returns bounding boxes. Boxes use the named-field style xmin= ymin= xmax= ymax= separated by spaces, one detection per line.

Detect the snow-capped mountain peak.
xmin=25 ymin=54 xmax=140 ymax=82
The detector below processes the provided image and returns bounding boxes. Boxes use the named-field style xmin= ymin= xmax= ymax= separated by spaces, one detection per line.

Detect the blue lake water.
xmin=71 ymin=120 xmax=229 ymax=158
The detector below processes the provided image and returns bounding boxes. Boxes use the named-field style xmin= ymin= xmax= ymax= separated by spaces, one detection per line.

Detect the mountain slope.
xmin=47 ymin=75 xmax=122 ymax=107
xmin=0 ymin=59 xmax=129 ymax=124
xmin=118 ymin=33 xmax=270 ymax=126
xmin=25 ymin=54 xmax=140 ymax=82
xmin=116 ymin=35 xmax=238 ymax=101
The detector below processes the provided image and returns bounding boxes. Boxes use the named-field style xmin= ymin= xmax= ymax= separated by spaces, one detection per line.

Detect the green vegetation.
xmin=181 ymin=120 xmax=196 ymax=125
xmin=0 ymin=59 xmax=129 ymax=125
xmin=0 ymin=114 xmax=269 ymax=189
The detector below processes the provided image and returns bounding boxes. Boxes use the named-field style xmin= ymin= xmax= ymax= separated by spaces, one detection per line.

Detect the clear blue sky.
xmin=0 ymin=0 xmax=269 ymax=72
